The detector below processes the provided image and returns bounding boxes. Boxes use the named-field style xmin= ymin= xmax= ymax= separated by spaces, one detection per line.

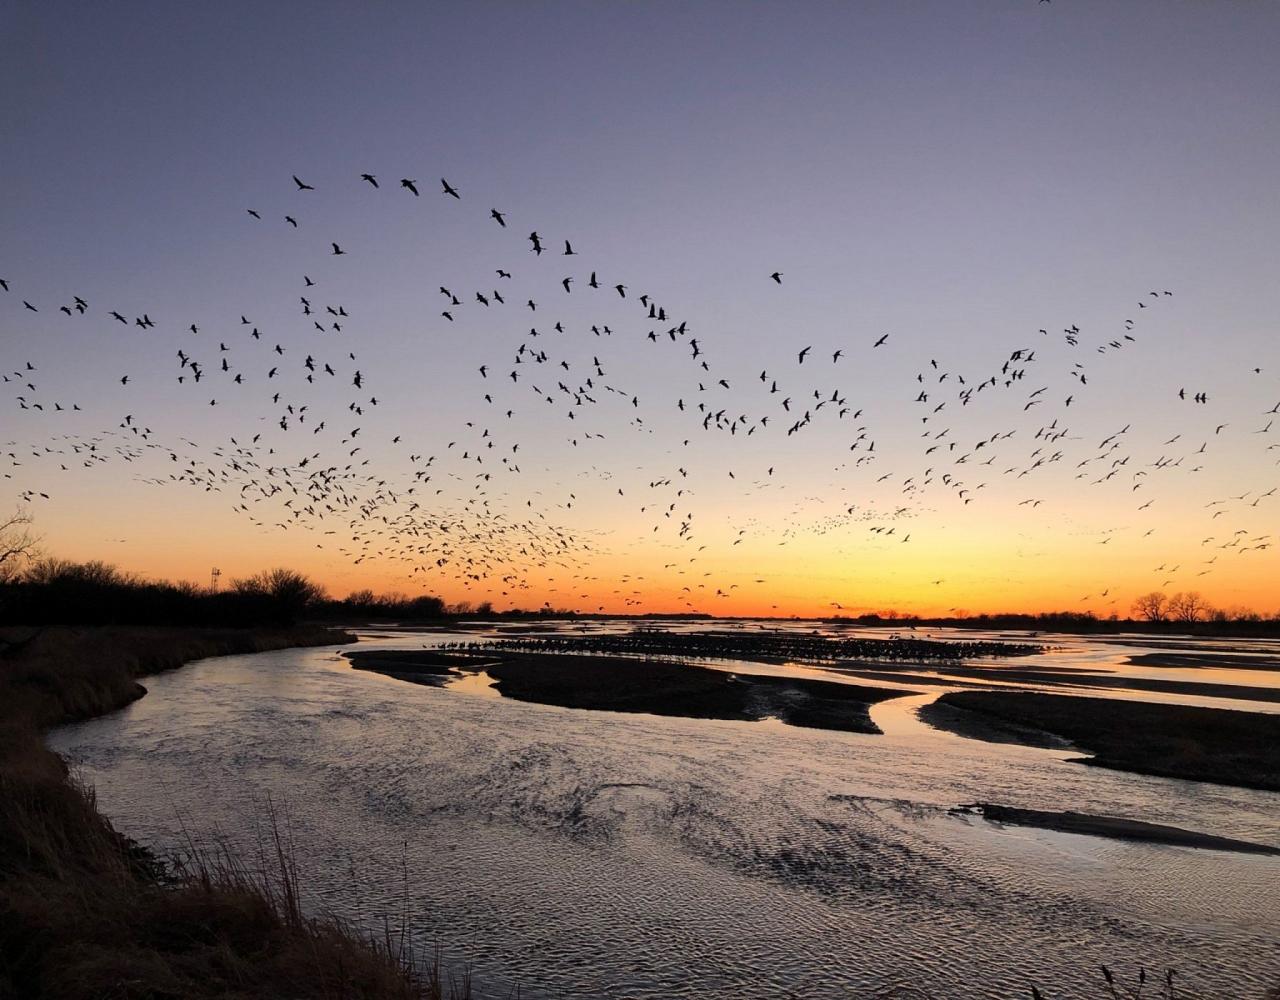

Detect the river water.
xmin=49 ymin=624 xmax=1280 ymax=999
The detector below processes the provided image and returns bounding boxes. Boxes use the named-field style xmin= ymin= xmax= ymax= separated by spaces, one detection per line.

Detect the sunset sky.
xmin=4 ymin=2 xmax=1280 ymax=616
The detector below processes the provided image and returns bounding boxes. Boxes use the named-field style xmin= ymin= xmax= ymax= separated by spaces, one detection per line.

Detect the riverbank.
xmin=0 ymin=625 xmax=469 ymax=999
xmin=921 ymin=690 xmax=1280 ymax=792
xmin=346 ymin=648 xmax=912 ymax=733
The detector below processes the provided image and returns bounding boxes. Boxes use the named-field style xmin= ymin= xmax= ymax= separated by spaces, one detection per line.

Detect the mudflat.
xmin=1125 ymin=651 xmax=1280 ymax=672
xmin=922 ymin=690 xmax=1280 ymax=791
xmin=349 ymin=649 xmax=911 ymax=734
xmin=954 ymin=803 xmax=1280 ymax=855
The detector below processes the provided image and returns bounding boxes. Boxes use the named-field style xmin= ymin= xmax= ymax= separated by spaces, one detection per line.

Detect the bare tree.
xmin=1131 ymin=591 xmax=1168 ymax=622
xmin=232 ymin=568 xmax=325 ymax=617
xmin=0 ymin=508 xmax=39 ymax=583
xmin=344 ymin=588 xmax=377 ymax=608
xmin=1167 ymin=591 xmax=1208 ymax=624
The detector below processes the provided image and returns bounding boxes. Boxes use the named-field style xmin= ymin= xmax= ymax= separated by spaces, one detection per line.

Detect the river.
xmin=49 ymin=623 xmax=1280 ymax=999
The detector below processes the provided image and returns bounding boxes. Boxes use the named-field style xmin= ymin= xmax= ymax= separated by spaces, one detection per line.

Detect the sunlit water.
xmin=49 ymin=624 xmax=1280 ymax=999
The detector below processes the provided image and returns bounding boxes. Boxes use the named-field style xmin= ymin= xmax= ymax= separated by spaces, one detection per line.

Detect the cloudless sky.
xmin=3 ymin=2 xmax=1279 ymax=614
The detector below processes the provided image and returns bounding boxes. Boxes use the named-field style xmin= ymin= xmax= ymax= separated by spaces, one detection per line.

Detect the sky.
xmin=2 ymin=1 xmax=1280 ymax=616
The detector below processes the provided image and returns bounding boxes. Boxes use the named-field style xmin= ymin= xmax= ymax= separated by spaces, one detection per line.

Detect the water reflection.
xmin=445 ymin=669 xmax=502 ymax=699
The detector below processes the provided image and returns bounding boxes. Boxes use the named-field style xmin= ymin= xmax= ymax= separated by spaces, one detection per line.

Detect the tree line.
xmin=833 ymin=602 xmax=1280 ymax=636
xmin=1127 ymin=590 xmax=1274 ymax=625
xmin=0 ymin=557 xmax=466 ymax=627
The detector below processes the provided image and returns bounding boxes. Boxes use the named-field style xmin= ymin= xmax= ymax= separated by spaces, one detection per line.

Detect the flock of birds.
xmin=4 ymin=170 xmax=1279 ymax=613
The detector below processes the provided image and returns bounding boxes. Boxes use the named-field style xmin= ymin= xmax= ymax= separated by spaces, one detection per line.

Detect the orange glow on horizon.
xmin=35 ymin=490 xmax=1280 ymax=620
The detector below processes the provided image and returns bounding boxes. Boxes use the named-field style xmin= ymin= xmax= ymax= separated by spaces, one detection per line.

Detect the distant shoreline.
xmin=337 ymin=611 xmax=1280 ymax=642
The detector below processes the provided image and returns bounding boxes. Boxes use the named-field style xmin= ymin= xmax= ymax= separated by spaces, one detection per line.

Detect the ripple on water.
xmin=48 ymin=628 xmax=1280 ymax=1000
